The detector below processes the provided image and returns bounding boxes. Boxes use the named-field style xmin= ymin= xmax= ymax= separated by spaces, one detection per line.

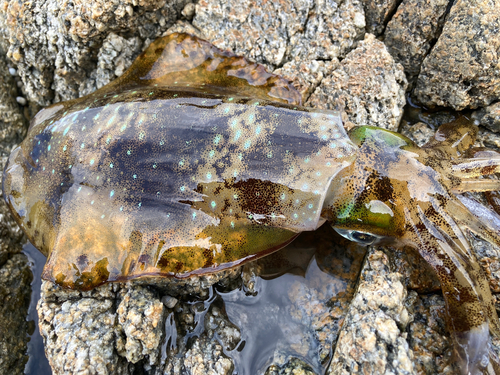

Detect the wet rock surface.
xmin=473 ymin=102 xmax=500 ymax=134
xmin=414 ymin=0 xmax=500 ymax=110
xmin=1 ymin=0 xmax=500 ymax=374
xmin=405 ymin=292 xmax=452 ymax=374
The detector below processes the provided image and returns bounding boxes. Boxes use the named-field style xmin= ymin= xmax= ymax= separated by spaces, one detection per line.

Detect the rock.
xmin=0 ymin=48 xmax=27 ymax=264
xmin=275 ymin=59 xmax=339 ymax=104
xmin=163 ymin=336 xmax=233 ymax=375
xmin=37 ymin=282 xmax=132 ymax=375
xmin=328 ymin=249 xmax=415 ymax=375
xmin=473 ymin=102 xmax=500 ymax=133
xmin=400 ymin=121 xmax=437 ymax=147
xmin=0 ymin=0 xmax=190 ymax=106
xmin=92 ymin=33 xmax=143 ymax=92
xmin=390 ymin=247 xmax=441 ymax=293
xmin=307 ymin=33 xmax=407 ymax=131
xmin=405 ymin=292 xmax=453 ymax=374
xmin=191 ymin=0 xmax=365 ymax=104
xmin=0 ymin=253 xmax=32 ymax=375
xmin=162 ymin=297 xmax=240 ymax=374
xmin=361 ymin=0 xmax=400 ymax=35
xmin=384 ymin=0 xmax=450 ymax=86
xmin=192 ymin=0 xmax=365 ymax=67
xmin=414 ymin=0 xmax=500 ymax=110
xmin=117 ymin=286 xmax=165 ymax=364
xmin=265 ymin=357 xmax=317 ymax=375
xmin=181 ymin=3 xmax=196 ymax=21
xmin=0 ymin=45 xmax=31 ymax=375
xmin=36 ymin=272 xmax=242 ymax=374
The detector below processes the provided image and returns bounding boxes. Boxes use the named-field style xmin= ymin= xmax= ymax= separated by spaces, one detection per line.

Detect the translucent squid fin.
xmin=100 ymin=33 xmax=302 ymax=105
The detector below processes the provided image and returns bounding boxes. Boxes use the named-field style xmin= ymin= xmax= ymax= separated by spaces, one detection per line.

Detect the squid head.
xmin=324 ymin=117 xmax=500 ymax=374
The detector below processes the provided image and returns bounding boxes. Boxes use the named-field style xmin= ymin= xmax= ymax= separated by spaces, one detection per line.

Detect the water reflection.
xmin=23 ymin=243 xmax=52 ymax=375
xmin=162 ymin=225 xmax=365 ymax=374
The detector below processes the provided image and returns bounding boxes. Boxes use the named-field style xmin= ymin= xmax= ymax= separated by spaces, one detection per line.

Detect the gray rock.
xmin=91 ymin=33 xmax=143 ymax=93
xmin=405 ymin=292 xmax=453 ymax=374
xmin=361 ymin=0 xmax=400 ymax=35
xmin=384 ymin=0 xmax=450 ymax=86
xmin=473 ymin=102 xmax=500 ymax=133
xmin=307 ymin=33 xmax=407 ymax=131
xmin=0 ymin=45 xmax=31 ymax=375
xmin=0 ymin=48 xmax=26 ymax=264
xmin=192 ymin=0 xmax=365 ymax=68
xmin=36 ymin=273 xmax=241 ymax=374
xmin=0 ymin=0 xmax=190 ymax=106
xmin=117 ymin=286 xmax=165 ymax=365
xmin=163 ymin=335 xmax=233 ymax=375
xmin=400 ymin=121 xmax=436 ymax=147
xmin=328 ymin=249 xmax=415 ymax=375
xmin=0 ymin=253 xmax=32 ymax=375
xmin=414 ymin=0 xmax=500 ymax=110
xmin=265 ymin=357 xmax=317 ymax=375
xmin=37 ymin=282 xmax=133 ymax=375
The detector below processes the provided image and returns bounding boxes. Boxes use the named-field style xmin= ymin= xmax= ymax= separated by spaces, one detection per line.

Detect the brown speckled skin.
xmin=3 ymin=33 xmax=500 ymax=373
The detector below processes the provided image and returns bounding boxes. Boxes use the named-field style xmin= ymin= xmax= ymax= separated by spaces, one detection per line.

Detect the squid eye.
xmin=333 ymin=228 xmax=380 ymax=245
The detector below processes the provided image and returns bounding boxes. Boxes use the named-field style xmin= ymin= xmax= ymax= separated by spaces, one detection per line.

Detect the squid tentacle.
xmin=451 ymin=156 xmax=500 ymax=179
xmin=428 ymin=195 xmax=500 ymax=334
xmin=453 ymin=179 xmax=500 ymax=193
xmin=403 ymin=203 xmax=498 ymax=374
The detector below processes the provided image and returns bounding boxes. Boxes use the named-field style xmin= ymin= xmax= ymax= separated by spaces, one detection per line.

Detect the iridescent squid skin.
xmin=3 ymin=33 xmax=500 ymax=373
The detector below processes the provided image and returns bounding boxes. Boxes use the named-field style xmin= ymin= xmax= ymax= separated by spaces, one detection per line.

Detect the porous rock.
xmin=193 ymin=0 xmax=365 ymax=67
xmin=163 ymin=336 xmax=233 ymax=375
xmin=37 ymin=282 xmax=132 ymax=375
xmin=0 ymin=0 xmax=190 ymax=106
xmin=37 ymin=272 xmax=240 ymax=375
xmin=473 ymin=102 xmax=500 ymax=134
xmin=192 ymin=0 xmax=365 ymax=103
xmin=0 ymin=47 xmax=27 ymax=264
xmin=307 ymin=33 xmax=407 ymax=131
xmin=361 ymin=0 xmax=400 ymax=35
xmin=161 ymin=297 xmax=239 ymax=375
xmin=328 ymin=249 xmax=414 ymax=375
xmin=0 ymin=46 xmax=30 ymax=375
xmin=0 ymin=253 xmax=32 ymax=375
xmin=265 ymin=357 xmax=317 ymax=375
xmin=384 ymin=0 xmax=450 ymax=86
xmin=414 ymin=0 xmax=500 ymax=110
xmin=117 ymin=286 xmax=165 ymax=364
xmin=404 ymin=291 xmax=453 ymax=374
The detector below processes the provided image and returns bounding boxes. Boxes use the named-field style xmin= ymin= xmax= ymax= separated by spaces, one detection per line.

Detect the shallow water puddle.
xmin=23 ymin=243 xmax=52 ymax=375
